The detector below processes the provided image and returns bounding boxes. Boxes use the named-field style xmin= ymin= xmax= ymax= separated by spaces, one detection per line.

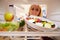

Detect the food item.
xmin=35 ymin=23 xmax=43 ymax=27
xmin=19 ymin=20 xmax=25 ymax=27
xmin=26 ymin=17 xmax=55 ymax=28
xmin=51 ymin=24 xmax=55 ymax=28
xmin=4 ymin=12 xmax=14 ymax=22
xmin=29 ymin=19 xmax=35 ymax=23
xmin=26 ymin=17 xmax=31 ymax=20
xmin=35 ymin=18 xmax=41 ymax=22
xmin=0 ymin=22 xmax=19 ymax=31
xmin=44 ymin=23 xmax=51 ymax=28
xmin=48 ymin=22 xmax=54 ymax=25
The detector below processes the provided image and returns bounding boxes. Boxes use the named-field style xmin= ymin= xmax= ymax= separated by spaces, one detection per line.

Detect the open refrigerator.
xmin=0 ymin=0 xmax=60 ymax=40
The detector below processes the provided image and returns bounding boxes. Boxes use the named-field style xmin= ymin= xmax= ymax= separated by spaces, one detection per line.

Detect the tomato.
xmin=35 ymin=18 xmax=41 ymax=22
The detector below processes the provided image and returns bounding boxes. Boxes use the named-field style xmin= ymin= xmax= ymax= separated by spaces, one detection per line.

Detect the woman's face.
xmin=29 ymin=5 xmax=41 ymax=16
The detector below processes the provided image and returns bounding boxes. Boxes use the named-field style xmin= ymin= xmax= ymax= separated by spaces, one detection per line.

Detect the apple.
xmin=4 ymin=12 xmax=14 ymax=22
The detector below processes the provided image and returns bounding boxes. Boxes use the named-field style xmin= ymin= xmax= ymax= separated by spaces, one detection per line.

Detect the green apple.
xmin=4 ymin=12 xmax=14 ymax=22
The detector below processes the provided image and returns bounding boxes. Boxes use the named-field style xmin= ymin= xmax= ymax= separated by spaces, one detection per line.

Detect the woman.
xmin=28 ymin=4 xmax=42 ymax=16
xmin=28 ymin=4 xmax=54 ymax=40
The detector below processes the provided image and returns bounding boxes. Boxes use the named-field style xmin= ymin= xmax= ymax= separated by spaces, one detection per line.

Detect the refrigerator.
xmin=0 ymin=0 xmax=60 ymax=40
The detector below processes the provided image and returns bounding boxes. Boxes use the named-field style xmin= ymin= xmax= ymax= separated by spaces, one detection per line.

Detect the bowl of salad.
xmin=0 ymin=22 xmax=19 ymax=31
xmin=25 ymin=15 xmax=57 ymax=31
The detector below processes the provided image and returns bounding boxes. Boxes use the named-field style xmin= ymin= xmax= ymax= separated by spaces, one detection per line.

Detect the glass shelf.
xmin=0 ymin=24 xmax=60 ymax=36
xmin=0 ymin=24 xmax=60 ymax=40
xmin=0 ymin=31 xmax=60 ymax=36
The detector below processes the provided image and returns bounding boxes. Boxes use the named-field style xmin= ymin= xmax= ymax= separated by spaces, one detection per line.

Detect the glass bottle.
xmin=4 ymin=5 xmax=15 ymax=22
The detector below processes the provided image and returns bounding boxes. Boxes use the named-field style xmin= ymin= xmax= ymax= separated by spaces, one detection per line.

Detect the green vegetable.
xmin=41 ymin=21 xmax=47 ymax=27
xmin=3 ymin=22 xmax=10 ymax=28
xmin=8 ymin=22 xmax=19 ymax=31
xmin=19 ymin=20 xmax=25 ymax=27
xmin=0 ymin=22 xmax=19 ymax=31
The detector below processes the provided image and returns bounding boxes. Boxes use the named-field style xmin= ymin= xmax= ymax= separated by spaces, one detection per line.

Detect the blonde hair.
xmin=29 ymin=4 xmax=42 ymax=17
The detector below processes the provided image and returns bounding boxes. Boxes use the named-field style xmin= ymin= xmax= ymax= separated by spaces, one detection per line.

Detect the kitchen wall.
xmin=0 ymin=0 xmax=60 ymax=27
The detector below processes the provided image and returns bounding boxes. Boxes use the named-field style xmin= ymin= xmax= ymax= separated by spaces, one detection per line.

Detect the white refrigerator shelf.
xmin=0 ymin=31 xmax=60 ymax=36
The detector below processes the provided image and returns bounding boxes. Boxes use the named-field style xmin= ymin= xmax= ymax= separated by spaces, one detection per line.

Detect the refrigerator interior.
xmin=0 ymin=0 xmax=60 ymax=40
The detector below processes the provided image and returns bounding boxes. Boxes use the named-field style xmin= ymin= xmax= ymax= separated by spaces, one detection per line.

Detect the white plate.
xmin=24 ymin=15 xmax=58 ymax=31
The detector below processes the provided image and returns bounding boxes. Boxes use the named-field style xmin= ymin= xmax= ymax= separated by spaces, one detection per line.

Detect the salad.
xmin=0 ymin=22 xmax=19 ymax=31
xmin=26 ymin=17 xmax=55 ymax=29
